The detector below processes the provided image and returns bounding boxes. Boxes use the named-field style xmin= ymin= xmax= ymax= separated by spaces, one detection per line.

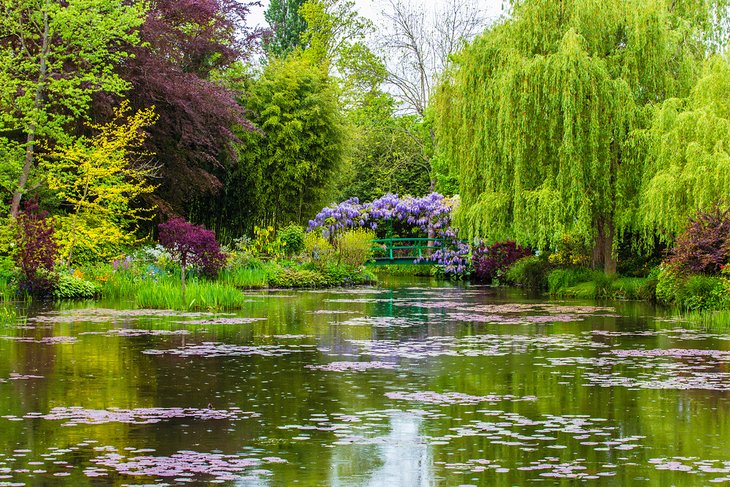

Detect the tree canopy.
xmin=636 ymin=56 xmax=730 ymax=242
xmin=434 ymin=0 xmax=729 ymax=271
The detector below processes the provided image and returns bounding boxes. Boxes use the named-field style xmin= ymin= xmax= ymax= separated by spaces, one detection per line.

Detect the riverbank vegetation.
xmin=0 ymin=0 xmax=728 ymax=319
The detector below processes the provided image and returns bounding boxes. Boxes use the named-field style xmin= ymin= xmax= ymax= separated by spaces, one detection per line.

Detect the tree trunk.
xmin=592 ymin=219 xmax=616 ymax=274
xmin=11 ymin=6 xmax=50 ymax=218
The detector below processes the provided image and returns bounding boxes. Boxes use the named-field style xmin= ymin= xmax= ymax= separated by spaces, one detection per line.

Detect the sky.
xmin=248 ymin=0 xmax=506 ymax=29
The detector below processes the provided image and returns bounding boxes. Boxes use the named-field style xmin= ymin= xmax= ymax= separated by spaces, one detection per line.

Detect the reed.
xmin=136 ymin=280 xmax=248 ymax=311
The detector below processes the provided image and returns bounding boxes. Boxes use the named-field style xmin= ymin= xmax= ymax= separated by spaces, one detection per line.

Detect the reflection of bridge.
xmin=368 ymin=238 xmax=444 ymax=265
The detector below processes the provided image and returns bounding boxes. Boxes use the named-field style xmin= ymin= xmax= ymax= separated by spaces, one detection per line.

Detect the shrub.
xmin=547 ymin=234 xmax=592 ymax=268
xmin=678 ymin=275 xmax=729 ymax=311
xmin=667 ymin=205 xmax=730 ymax=275
xmin=278 ymin=224 xmax=305 ymax=257
xmin=337 ymin=229 xmax=375 ymax=268
xmin=252 ymin=225 xmax=285 ymax=258
xmin=54 ymin=274 xmax=101 ymax=299
xmin=656 ymin=268 xmax=730 ymax=311
xmin=593 ymin=272 xmax=616 ymax=299
xmin=159 ymin=218 xmax=227 ymax=295
xmin=15 ymin=199 xmax=58 ymax=297
xmin=268 ymin=267 xmax=327 ymax=288
xmin=303 ymin=232 xmax=336 ymax=271
xmin=472 ymin=241 xmax=532 ymax=283
xmin=505 ymin=255 xmax=550 ymax=290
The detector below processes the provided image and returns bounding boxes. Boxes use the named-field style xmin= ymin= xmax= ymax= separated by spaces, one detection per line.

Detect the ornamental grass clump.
xmin=158 ymin=218 xmax=227 ymax=298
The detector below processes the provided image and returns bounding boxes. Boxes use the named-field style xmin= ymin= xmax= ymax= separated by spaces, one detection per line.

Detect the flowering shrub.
xmin=472 ymin=241 xmax=532 ymax=283
xmin=158 ymin=218 xmax=227 ymax=294
xmin=308 ymin=193 xmax=469 ymax=277
xmin=667 ymin=205 xmax=730 ymax=275
xmin=15 ymin=199 xmax=59 ymax=296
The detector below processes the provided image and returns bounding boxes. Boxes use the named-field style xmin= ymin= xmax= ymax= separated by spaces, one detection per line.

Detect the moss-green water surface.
xmin=0 ymin=278 xmax=729 ymax=485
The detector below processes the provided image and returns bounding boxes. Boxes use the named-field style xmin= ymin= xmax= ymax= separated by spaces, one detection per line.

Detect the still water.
xmin=1 ymin=277 xmax=729 ymax=486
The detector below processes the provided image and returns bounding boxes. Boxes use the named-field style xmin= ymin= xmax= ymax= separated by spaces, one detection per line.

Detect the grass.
xmin=675 ymin=309 xmax=730 ymax=330
xmin=136 ymin=280 xmax=248 ymax=311
xmin=371 ymin=264 xmax=435 ymax=277
xmin=548 ymin=269 xmax=650 ymax=300
xmin=219 ymin=266 xmax=269 ymax=289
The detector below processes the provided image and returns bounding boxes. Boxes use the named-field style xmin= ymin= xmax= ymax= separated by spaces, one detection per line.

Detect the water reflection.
xmin=0 ymin=280 xmax=729 ymax=485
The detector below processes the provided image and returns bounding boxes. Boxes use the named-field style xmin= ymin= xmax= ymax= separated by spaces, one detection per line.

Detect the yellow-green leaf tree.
xmin=42 ymin=102 xmax=158 ymax=264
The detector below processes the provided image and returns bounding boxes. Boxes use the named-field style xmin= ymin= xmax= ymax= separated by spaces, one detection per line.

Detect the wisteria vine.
xmin=308 ymin=193 xmax=470 ymax=277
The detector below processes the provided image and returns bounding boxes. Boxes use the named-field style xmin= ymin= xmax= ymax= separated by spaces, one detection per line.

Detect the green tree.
xmin=635 ymin=56 xmax=730 ymax=243
xmin=0 ymin=0 xmax=145 ymax=218
xmin=237 ymin=54 xmax=346 ymax=225
xmin=341 ymin=91 xmax=432 ymax=201
xmin=264 ymin=0 xmax=308 ymax=58
xmin=434 ymin=0 xmax=728 ymax=272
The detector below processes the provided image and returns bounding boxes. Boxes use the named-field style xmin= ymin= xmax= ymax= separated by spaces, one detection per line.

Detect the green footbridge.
xmin=368 ymin=237 xmax=444 ymax=266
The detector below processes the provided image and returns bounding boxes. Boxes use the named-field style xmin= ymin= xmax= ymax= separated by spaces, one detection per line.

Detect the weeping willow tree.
xmin=636 ymin=56 xmax=730 ymax=242
xmin=434 ymin=0 xmax=728 ymax=272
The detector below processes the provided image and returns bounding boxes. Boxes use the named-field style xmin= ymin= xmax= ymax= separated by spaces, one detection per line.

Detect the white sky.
xmin=248 ymin=0 xmax=506 ymax=29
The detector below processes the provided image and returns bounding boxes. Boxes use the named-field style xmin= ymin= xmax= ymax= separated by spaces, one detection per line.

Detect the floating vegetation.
xmin=79 ymin=328 xmax=190 ymax=337
xmin=143 ymin=342 xmax=317 ymax=358
xmin=308 ymin=309 xmax=362 ymax=315
xmin=0 ymin=335 xmax=77 ymax=344
xmin=89 ymin=450 xmax=285 ymax=482
xmin=28 ymin=308 xmax=228 ymax=324
xmin=175 ymin=317 xmax=266 ymax=325
xmin=306 ymin=361 xmax=397 ymax=372
xmin=10 ymin=406 xmax=258 ymax=426
xmin=384 ymin=391 xmax=537 ymax=405
xmin=337 ymin=316 xmax=422 ymax=328
xmin=649 ymin=457 xmax=730 ymax=482
xmin=344 ymin=333 xmax=610 ymax=360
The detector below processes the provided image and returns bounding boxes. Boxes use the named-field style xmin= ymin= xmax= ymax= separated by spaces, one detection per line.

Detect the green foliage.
xmin=303 ymin=232 xmax=337 ymax=270
xmin=136 ymin=280 xmax=247 ymax=311
xmin=505 ymin=255 xmax=551 ymax=290
xmin=219 ymin=267 xmax=269 ymax=289
xmin=264 ymin=0 xmax=308 ymax=57
xmin=53 ymin=273 xmax=101 ymax=300
xmin=341 ymin=97 xmax=432 ymax=201
xmin=636 ymin=57 xmax=730 ymax=242
xmin=547 ymin=235 xmax=592 ymax=268
xmin=268 ymin=266 xmax=328 ymax=288
xmin=434 ymin=0 xmax=729 ymax=270
xmin=656 ymin=268 xmax=730 ymax=310
xmin=252 ymin=226 xmax=285 ymax=258
xmin=278 ymin=224 xmax=306 ymax=257
xmin=372 ymin=264 xmax=435 ymax=277
xmin=236 ymin=54 xmax=346 ymax=225
xmin=547 ymin=268 xmax=595 ymax=296
xmin=0 ymin=0 xmax=146 ymax=214
xmin=336 ymin=229 xmax=374 ymax=268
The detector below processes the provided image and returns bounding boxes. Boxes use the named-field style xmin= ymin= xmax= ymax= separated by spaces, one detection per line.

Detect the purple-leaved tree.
xmin=158 ymin=218 xmax=227 ymax=296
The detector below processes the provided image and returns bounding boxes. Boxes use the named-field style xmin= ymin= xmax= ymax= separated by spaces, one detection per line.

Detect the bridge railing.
xmin=369 ymin=237 xmax=445 ymax=264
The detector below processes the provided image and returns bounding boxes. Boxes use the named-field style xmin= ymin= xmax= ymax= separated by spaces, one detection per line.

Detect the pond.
xmin=0 ymin=277 xmax=729 ymax=486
